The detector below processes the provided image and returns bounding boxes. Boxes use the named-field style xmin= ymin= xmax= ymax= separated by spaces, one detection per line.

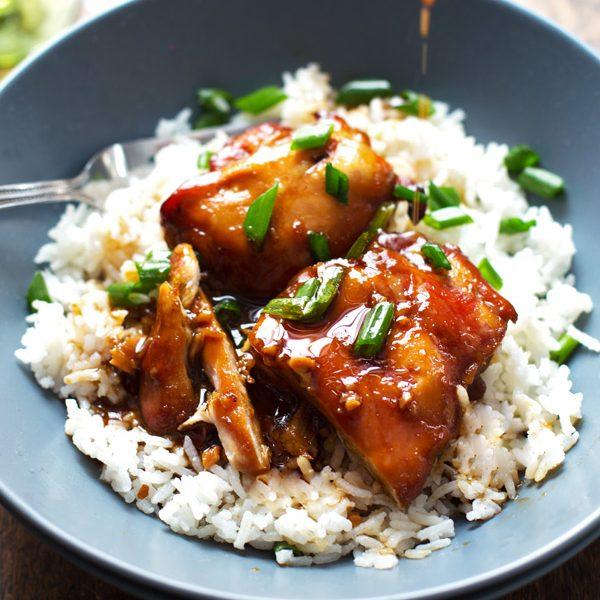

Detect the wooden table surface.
xmin=1 ymin=0 xmax=599 ymax=598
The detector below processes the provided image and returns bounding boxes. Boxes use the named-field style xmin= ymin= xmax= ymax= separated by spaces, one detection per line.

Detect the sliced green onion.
xmin=346 ymin=201 xmax=396 ymax=259
xmin=263 ymin=266 xmax=344 ymax=323
xmin=214 ymin=298 xmax=242 ymax=328
xmin=308 ymin=231 xmax=331 ymax=262
xmin=109 ymin=250 xmax=171 ymax=308
xmin=273 ymin=541 xmax=302 ymax=556
xmin=504 ymin=145 xmax=540 ymax=173
xmin=428 ymin=182 xmax=460 ymax=211
xmin=517 ymin=167 xmax=564 ymax=198
xmin=393 ymin=184 xmax=416 ymax=201
xmin=243 ymin=183 xmax=279 ymax=248
xmin=107 ymin=281 xmax=141 ymax=308
xmin=499 ymin=217 xmax=537 ymax=234
xmin=197 ymin=149 xmax=213 ymax=171
xmin=423 ymin=206 xmax=473 ymax=230
xmin=301 ymin=265 xmax=344 ymax=322
xmin=235 ymin=86 xmax=287 ymax=115
xmin=325 ymin=163 xmax=349 ymax=204
xmin=291 ymin=123 xmax=333 ymax=151
xmin=354 ymin=302 xmax=395 ymax=358
xmin=392 ymin=90 xmax=435 ymax=118
xmin=549 ymin=333 xmax=579 ymax=365
xmin=345 ymin=232 xmax=371 ymax=261
xmin=421 ymin=242 xmax=451 ymax=271
xmin=196 ymin=88 xmax=233 ymax=116
xmin=295 ymin=277 xmax=321 ymax=301
xmin=193 ymin=112 xmax=229 ymax=129
xmin=478 ymin=258 xmax=503 ymax=290
xmin=26 ymin=271 xmax=51 ymax=310
xmin=263 ymin=277 xmax=323 ymax=320
xmin=261 ymin=297 xmax=308 ymax=320
xmin=136 ymin=249 xmax=172 ymax=287
xmin=336 ymin=79 xmax=393 ymax=107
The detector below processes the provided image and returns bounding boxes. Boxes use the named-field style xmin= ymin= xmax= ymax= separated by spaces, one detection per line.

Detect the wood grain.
xmin=1 ymin=0 xmax=599 ymax=598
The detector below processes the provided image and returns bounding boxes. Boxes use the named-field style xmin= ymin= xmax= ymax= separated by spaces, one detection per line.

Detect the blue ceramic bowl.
xmin=0 ymin=1 xmax=598 ymax=598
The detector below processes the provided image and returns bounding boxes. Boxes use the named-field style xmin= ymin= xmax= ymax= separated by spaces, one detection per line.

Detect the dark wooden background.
xmin=1 ymin=0 xmax=598 ymax=598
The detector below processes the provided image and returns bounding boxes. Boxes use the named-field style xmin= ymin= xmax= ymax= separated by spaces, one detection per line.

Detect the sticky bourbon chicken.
xmin=249 ymin=232 xmax=517 ymax=505
xmin=109 ymin=115 xmax=518 ymax=507
xmin=160 ymin=116 xmax=395 ymax=299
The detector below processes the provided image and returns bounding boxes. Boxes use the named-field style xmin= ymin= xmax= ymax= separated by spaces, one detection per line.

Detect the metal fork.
xmin=0 ymin=123 xmax=246 ymax=210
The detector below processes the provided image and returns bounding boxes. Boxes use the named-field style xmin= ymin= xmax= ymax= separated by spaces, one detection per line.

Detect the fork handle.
xmin=0 ymin=176 xmax=90 ymax=210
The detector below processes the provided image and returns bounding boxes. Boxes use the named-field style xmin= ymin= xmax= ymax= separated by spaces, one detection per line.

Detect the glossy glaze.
xmin=249 ymin=232 xmax=517 ymax=505
xmin=161 ymin=116 xmax=396 ymax=299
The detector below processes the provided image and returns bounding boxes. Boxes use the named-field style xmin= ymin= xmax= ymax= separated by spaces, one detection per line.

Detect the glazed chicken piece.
xmin=160 ymin=116 xmax=396 ymax=299
xmin=139 ymin=280 xmax=196 ymax=434
xmin=139 ymin=244 xmax=269 ymax=473
xmin=249 ymin=232 xmax=517 ymax=505
xmin=190 ymin=286 xmax=270 ymax=473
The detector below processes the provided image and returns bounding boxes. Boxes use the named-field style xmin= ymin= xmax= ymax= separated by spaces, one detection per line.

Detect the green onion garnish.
xmin=194 ymin=112 xmax=229 ymax=129
xmin=517 ymin=167 xmax=564 ymax=198
xmin=336 ymin=79 xmax=393 ymax=107
xmin=423 ymin=207 xmax=473 ymax=230
xmin=235 ymin=86 xmax=287 ymax=115
xmin=107 ymin=281 xmax=140 ymax=307
xmin=273 ymin=541 xmax=302 ymax=556
xmin=392 ymin=90 xmax=435 ymax=118
xmin=428 ymin=182 xmax=460 ymax=211
xmin=263 ymin=266 xmax=344 ymax=322
xmin=295 ymin=277 xmax=321 ymax=301
xmin=308 ymin=231 xmax=331 ymax=262
xmin=393 ymin=184 xmax=416 ymax=201
xmin=196 ymin=88 xmax=233 ymax=116
xmin=499 ymin=217 xmax=537 ymax=234
xmin=26 ymin=271 xmax=51 ymax=311
xmin=354 ymin=302 xmax=395 ymax=358
xmin=346 ymin=201 xmax=396 ymax=259
xmin=504 ymin=145 xmax=540 ymax=174
xmin=108 ymin=250 xmax=172 ymax=308
xmin=243 ymin=183 xmax=279 ymax=248
xmin=136 ymin=249 xmax=172 ymax=287
xmin=214 ymin=298 xmax=242 ymax=328
xmin=291 ymin=123 xmax=333 ymax=151
xmin=197 ymin=149 xmax=213 ymax=171
xmin=300 ymin=266 xmax=344 ymax=321
xmin=325 ymin=163 xmax=349 ymax=204
xmin=478 ymin=258 xmax=503 ymax=290
xmin=549 ymin=333 xmax=579 ymax=365
xmin=421 ymin=242 xmax=451 ymax=271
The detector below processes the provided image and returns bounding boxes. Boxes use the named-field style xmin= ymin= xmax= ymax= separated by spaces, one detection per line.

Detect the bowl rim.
xmin=0 ymin=0 xmax=598 ymax=598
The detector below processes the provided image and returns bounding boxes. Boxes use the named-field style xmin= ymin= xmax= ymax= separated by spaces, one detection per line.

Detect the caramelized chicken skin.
xmin=249 ymin=232 xmax=517 ymax=505
xmin=161 ymin=116 xmax=396 ymax=299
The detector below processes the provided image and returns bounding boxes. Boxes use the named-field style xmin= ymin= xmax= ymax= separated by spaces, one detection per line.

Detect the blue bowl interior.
xmin=0 ymin=1 xmax=598 ymax=598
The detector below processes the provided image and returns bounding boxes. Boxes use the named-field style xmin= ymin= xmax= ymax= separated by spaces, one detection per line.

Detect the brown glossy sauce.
xmin=420 ymin=0 xmax=436 ymax=75
xmin=161 ymin=117 xmax=396 ymax=300
xmin=249 ymin=232 xmax=517 ymax=505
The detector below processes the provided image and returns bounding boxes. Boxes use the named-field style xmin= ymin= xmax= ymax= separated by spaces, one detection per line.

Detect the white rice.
xmin=16 ymin=64 xmax=598 ymax=569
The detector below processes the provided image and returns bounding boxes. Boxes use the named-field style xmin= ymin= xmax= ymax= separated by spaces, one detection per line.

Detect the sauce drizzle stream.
xmin=420 ymin=0 xmax=436 ymax=75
